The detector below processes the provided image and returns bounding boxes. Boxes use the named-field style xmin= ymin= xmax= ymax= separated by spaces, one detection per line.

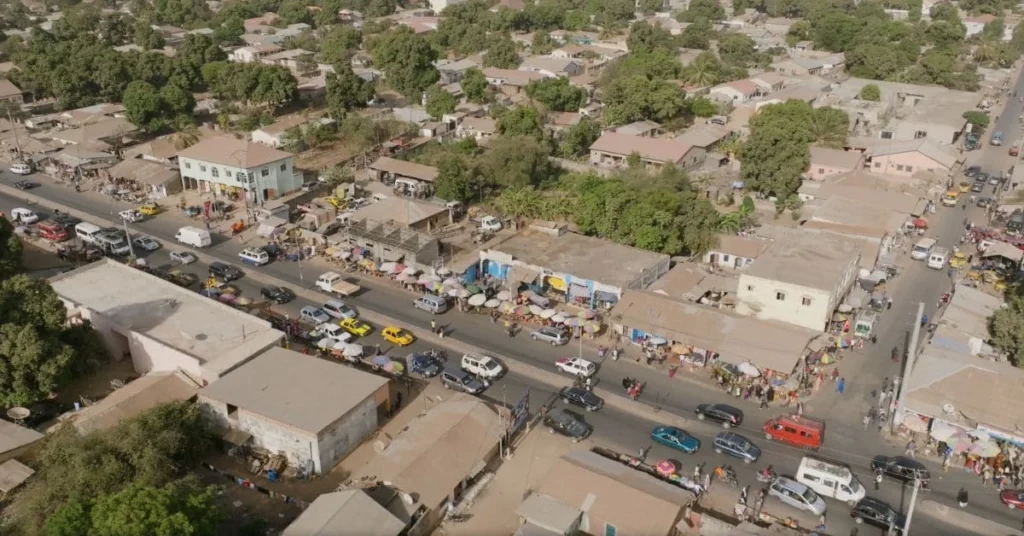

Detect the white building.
xmin=251 ymin=115 xmax=334 ymax=148
xmin=428 ymin=0 xmax=466 ymax=13
xmin=230 ymin=44 xmax=283 ymax=63
xmin=177 ymin=136 xmax=299 ymax=202
xmin=199 ymin=348 xmax=390 ymax=474
xmin=735 ymin=236 xmax=861 ymax=331
xmin=49 ymin=259 xmax=283 ymax=384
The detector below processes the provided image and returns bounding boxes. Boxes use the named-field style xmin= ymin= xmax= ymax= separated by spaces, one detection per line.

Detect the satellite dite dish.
xmin=7 ymin=407 xmax=30 ymax=421
xmin=942 ymin=403 xmax=956 ymax=414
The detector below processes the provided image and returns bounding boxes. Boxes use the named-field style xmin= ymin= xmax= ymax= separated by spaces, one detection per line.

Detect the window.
xmin=280 ymin=163 xmax=288 ymax=171
xmin=261 ymin=168 xmax=269 ymax=177
xmin=803 ymin=474 xmax=820 ymax=483
xmin=896 ymin=164 xmax=904 ymax=171
xmin=775 ymin=291 xmax=786 ymax=301
xmin=184 ymin=162 xmax=191 ymax=169
xmin=605 ymin=524 xmax=617 ymax=536
xmin=722 ymin=254 xmax=730 ymax=262
xmin=801 ymin=296 xmax=812 ymax=306
xmin=746 ymin=285 xmax=754 ymax=291
xmin=874 ymin=162 xmax=881 ymax=168
xmin=211 ymin=168 xmax=219 ymax=178
xmin=880 ymin=131 xmax=893 ymax=139
xmin=817 ymin=168 xmax=825 ymax=173
xmin=914 ymin=130 xmax=927 ymax=139
xmin=199 ymin=165 xmax=207 ymax=172
xmin=905 ymin=165 xmax=913 ymax=172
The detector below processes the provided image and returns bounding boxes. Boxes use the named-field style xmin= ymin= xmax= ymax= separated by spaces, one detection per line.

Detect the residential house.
xmin=392 ymin=107 xmax=432 ymax=125
xmin=230 ymin=44 xmax=284 ymax=63
xmin=964 ymin=14 xmax=995 ymax=38
xmin=50 ymin=259 xmax=283 ymax=383
xmin=429 ymin=0 xmax=466 ymax=13
xmin=522 ymin=450 xmax=695 ymax=536
xmin=251 ymin=114 xmax=334 ymax=148
xmin=674 ymin=124 xmax=732 ymax=153
xmin=243 ymin=12 xmax=278 ymax=32
xmin=749 ymin=82 xmax=822 ymax=110
xmin=550 ymin=44 xmax=587 ymax=59
xmin=519 ymin=56 xmax=582 ymax=78
xmin=764 ymin=17 xmax=798 ymax=35
xmin=177 ymin=136 xmax=300 ymax=201
xmin=546 ymin=111 xmax=583 ymax=133
xmin=397 ymin=16 xmax=441 ymax=34
xmin=48 ymin=117 xmax=139 ymax=151
xmin=735 ymin=235 xmax=861 ymax=331
xmin=865 ymin=139 xmax=961 ymax=177
xmin=614 ymin=120 xmax=661 ymax=137
xmin=456 ymin=116 xmax=497 ymax=142
xmin=437 ymin=58 xmax=480 ymax=84
xmin=479 ymin=221 xmax=670 ymax=308
xmin=0 ymin=79 xmax=23 ymax=105
xmin=702 ymin=235 xmax=770 ymax=270
xmin=0 ymin=419 xmax=42 ymax=463
xmin=770 ymin=57 xmax=824 ymax=77
xmin=123 ymin=126 xmax=216 ymax=165
xmin=709 ymin=79 xmax=760 ymax=103
xmin=483 ymin=67 xmax=546 ymax=94
xmin=368 ymin=156 xmax=438 ymax=196
xmin=749 ymin=72 xmax=786 ymax=93
xmin=71 ymin=371 xmax=200 ymax=435
xmin=806 ymin=146 xmax=863 ymax=181
xmin=589 ymin=132 xmax=705 ymax=170
xmin=261 ymin=49 xmax=315 ymax=73
xmin=199 ymin=348 xmax=389 ymax=474
xmin=283 ymin=490 xmax=406 ymax=536
xmin=105 ymin=158 xmax=182 ymax=199
xmin=346 ymin=197 xmax=451 ymax=232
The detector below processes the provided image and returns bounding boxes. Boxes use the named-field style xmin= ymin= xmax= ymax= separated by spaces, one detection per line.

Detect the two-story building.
xmin=589 ymin=132 xmax=705 ymax=170
xmin=735 ymin=236 xmax=861 ymax=331
xmin=230 ymin=44 xmax=284 ymax=63
xmin=702 ymin=235 xmax=770 ymax=271
xmin=177 ymin=136 xmax=299 ymax=202
xmin=437 ymin=58 xmax=481 ymax=84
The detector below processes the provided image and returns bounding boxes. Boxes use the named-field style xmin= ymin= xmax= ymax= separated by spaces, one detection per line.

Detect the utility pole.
xmin=892 ymin=302 xmax=925 ymax=433
xmin=122 ymin=217 xmax=135 ymax=259
xmin=901 ymin=478 xmax=922 ymax=535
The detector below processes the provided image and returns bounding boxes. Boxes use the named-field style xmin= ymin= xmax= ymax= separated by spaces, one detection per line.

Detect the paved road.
xmin=2 ymin=152 xmax=1021 ymax=533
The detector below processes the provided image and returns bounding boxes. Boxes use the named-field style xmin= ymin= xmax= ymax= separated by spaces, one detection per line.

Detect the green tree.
xmin=481 ymin=135 xmax=552 ymax=188
xmin=525 ymin=77 xmax=587 ymax=112
xmin=558 ymin=116 xmax=600 ymax=157
xmin=990 ymin=294 xmax=1024 ymax=367
xmin=498 ymin=106 xmax=544 ymax=138
xmin=493 ymin=186 xmax=543 ymax=218
xmin=320 ymin=25 xmax=363 ymax=66
xmin=0 ymin=214 xmax=23 ymax=278
xmin=435 ymin=154 xmax=475 ymax=202
xmin=717 ymin=32 xmax=758 ymax=67
xmin=963 ymin=111 xmax=990 ymax=133
xmin=639 ymin=0 xmax=665 ymax=13
xmin=213 ymin=16 xmax=244 ymax=45
xmin=858 ymin=83 xmax=881 ymax=101
xmin=122 ymin=80 xmax=167 ymax=132
xmin=678 ymin=17 xmax=712 ymax=49
xmin=739 ymin=100 xmax=848 ymax=199
xmin=627 ymin=20 xmax=675 ymax=54
xmin=369 ymin=27 xmax=439 ymax=97
xmin=159 ymin=82 xmax=196 ymax=117
xmin=326 ymin=66 xmax=374 ymax=119
xmin=320 ymin=165 xmax=354 ymax=188
xmin=689 ymin=96 xmax=717 ymax=117
xmin=603 ymin=76 xmax=685 ymax=125
xmin=483 ymin=35 xmax=520 ymax=68
xmin=461 ymin=67 xmax=489 ymax=103
xmin=365 ymin=0 xmax=397 ymax=17
xmin=680 ymin=0 xmax=725 ymax=21
xmin=425 ymin=85 xmax=457 ymax=119
xmin=133 ymin=20 xmax=165 ymax=50
xmin=681 ymin=52 xmax=721 ymax=87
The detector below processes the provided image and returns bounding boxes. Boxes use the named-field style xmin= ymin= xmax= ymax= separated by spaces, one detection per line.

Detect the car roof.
xmin=858 ymin=497 xmax=891 ymax=510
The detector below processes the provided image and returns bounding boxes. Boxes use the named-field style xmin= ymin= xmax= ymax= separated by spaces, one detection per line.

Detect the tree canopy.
xmin=0 ymin=213 xmax=23 ymax=278
xmin=425 ymin=85 xmax=457 ymax=119
xmin=525 ymin=77 xmax=587 ymax=112
xmin=483 ymin=35 xmax=521 ymax=69
xmin=202 ymin=61 xmax=298 ymax=110
xmin=326 ymin=66 xmax=374 ymax=119
xmin=989 ymin=292 xmax=1024 ymax=368
xmin=369 ymin=26 xmax=439 ymax=97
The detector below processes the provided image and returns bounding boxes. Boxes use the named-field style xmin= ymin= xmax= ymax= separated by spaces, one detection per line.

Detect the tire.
xmin=714 ymin=448 xmax=723 ymax=455
xmin=722 ymin=422 xmax=731 ymax=429
xmin=551 ymin=341 xmax=557 ymax=346
xmin=853 ymin=517 xmax=863 ymax=525
xmin=548 ymin=428 xmax=554 ymax=434
xmin=765 ymin=433 xmax=774 ymax=440
xmin=697 ymin=413 xmax=706 ymax=421
xmin=531 ymin=335 xmax=538 ymax=341
xmin=847 ymin=500 xmax=857 ymax=506
xmin=443 ymin=382 xmax=451 ymax=390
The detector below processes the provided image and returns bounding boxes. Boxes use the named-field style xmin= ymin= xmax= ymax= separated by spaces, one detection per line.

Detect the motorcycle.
xmin=756 ymin=466 xmax=776 ymax=483
xmin=714 ymin=465 xmax=739 ymax=487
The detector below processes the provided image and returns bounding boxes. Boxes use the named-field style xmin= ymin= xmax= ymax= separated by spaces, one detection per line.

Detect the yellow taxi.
xmin=958 ymin=181 xmax=971 ymax=193
xmin=138 ymin=202 xmax=162 ymax=216
xmin=941 ymin=190 xmax=960 ymax=207
xmin=340 ymin=317 xmax=373 ymax=337
xmin=382 ymin=326 xmax=415 ymax=346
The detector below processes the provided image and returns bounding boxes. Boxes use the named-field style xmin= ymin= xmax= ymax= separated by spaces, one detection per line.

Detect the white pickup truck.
xmin=478 ymin=215 xmax=503 ymax=232
xmin=315 ymin=271 xmax=360 ymax=297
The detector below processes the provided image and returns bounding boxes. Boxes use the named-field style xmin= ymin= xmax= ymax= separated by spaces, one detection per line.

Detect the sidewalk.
xmin=918 ymin=500 xmax=1024 ymax=536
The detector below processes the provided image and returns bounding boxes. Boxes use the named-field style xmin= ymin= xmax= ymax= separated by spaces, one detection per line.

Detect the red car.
xmin=1000 ymin=490 xmax=1024 ymax=509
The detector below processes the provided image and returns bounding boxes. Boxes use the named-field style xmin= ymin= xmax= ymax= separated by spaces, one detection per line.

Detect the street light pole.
xmin=901 ymin=478 xmax=922 ymax=535
xmin=892 ymin=302 xmax=925 ymax=433
xmin=122 ymin=217 xmax=135 ymax=259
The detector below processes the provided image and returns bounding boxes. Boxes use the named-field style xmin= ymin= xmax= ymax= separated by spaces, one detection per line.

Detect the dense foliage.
xmin=368 ymin=26 xmax=439 ymax=97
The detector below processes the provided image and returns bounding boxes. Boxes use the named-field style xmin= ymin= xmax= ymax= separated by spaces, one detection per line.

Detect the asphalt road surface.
xmin=3 ymin=131 xmax=1023 ymax=535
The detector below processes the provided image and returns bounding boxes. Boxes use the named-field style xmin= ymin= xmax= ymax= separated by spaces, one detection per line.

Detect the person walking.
xmin=905 ymin=440 xmax=916 ymax=458
xmin=983 ymin=465 xmax=993 ymax=487
xmin=395 ymin=391 xmax=403 ymax=411
xmin=430 ymin=317 xmax=437 ymax=331
xmin=639 ymin=445 xmax=651 ymax=462
xmin=863 ymin=414 xmax=871 ymax=430
xmin=874 ymin=468 xmax=883 ymax=490
xmin=836 ymin=378 xmax=845 ymax=394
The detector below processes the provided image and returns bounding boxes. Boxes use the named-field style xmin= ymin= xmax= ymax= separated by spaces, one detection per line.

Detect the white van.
xmin=795 ymin=456 xmax=866 ymax=506
xmin=95 ymin=232 xmax=131 ymax=256
xmin=910 ymin=238 xmax=935 ymax=260
xmin=461 ymin=353 xmax=505 ymax=380
xmin=74 ymin=222 xmax=103 ymax=245
xmin=238 ymin=247 xmax=270 ymax=266
xmin=174 ymin=226 xmax=212 ymax=248
xmin=928 ymin=247 xmax=949 ymax=270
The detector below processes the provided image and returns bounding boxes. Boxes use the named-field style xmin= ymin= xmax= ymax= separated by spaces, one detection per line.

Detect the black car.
xmin=51 ymin=213 xmax=81 ymax=227
xmin=543 ymin=409 xmax=591 ymax=442
xmin=851 ymin=497 xmax=905 ymax=533
xmin=410 ymin=353 xmax=443 ymax=377
xmin=870 ymin=455 xmax=930 ymax=483
xmin=695 ymin=403 xmax=743 ymax=429
xmin=260 ymin=286 xmax=295 ymax=303
xmin=261 ymin=244 xmax=284 ymax=260
xmin=977 ymin=197 xmax=994 ymax=208
xmin=13 ymin=180 xmax=39 ymax=190
xmin=970 ymin=181 xmax=985 ymax=193
xmin=209 ymin=262 xmax=243 ymax=281
xmin=558 ymin=386 xmax=604 ymax=412
xmin=964 ymin=165 xmax=981 ymax=178
xmin=975 ymin=171 xmax=990 ymax=183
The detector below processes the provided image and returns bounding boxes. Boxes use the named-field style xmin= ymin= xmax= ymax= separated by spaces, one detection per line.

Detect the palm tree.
xmin=170 ymin=124 xmax=201 ymax=150
xmin=808 ymin=109 xmax=848 ymax=149
xmin=683 ymin=55 xmax=720 ymax=88
xmin=493 ymin=187 xmax=542 ymax=219
xmin=717 ymin=135 xmax=742 ymax=161
xmin=717 ymin=212 xmax=742 ymax=233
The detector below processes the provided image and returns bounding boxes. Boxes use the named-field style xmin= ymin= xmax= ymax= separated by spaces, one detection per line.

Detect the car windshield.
xmin=484 ymin=360 xmax=499 ymax=370
xmin=801 ymin=487 xmax=820 ymax=504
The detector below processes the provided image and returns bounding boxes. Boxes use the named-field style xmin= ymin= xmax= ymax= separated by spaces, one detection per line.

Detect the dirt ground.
xmin=296 ymin=139 xmax=360 ymax=171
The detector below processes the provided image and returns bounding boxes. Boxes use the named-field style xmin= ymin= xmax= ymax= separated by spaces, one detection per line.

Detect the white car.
xmin=10 ymin=208 xmax=39 ymax=224
xmin=119 ymin=209 xmax=143 ymax=223
xmin=132 ymin=236 xmax=160 ymax=251
xmin=170 ymin=251 xmax=197 ymax=264
xmin=461 ymin=353 xmax=505 ymax=380
xmin=322 ymin=300 xmax=357 ymax=319
xmin=9 ymin=163 xmax=32 ymax=175
xmin=314 ymin=323 xmax=354 ymax=343
xmin=555 ymin=357 xmax=597 ymax=378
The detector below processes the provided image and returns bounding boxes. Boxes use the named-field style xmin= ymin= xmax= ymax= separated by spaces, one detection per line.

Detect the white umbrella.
xmin=529 ymin=304 xmax=544 ymax=315
xmin=453 ymin=288 xmax=471 ymax=298
xmin=417 ymin=275 xmax=435 ymax=285
xmin=316 ymin=339 xmax=332 ymax=349
xmin=379 ymin=261 xmax=397 ymax=272
xmin=437 ymin=267 xmax=452 ymax=276
xmin=332 ymin=341 xmax=350 ymax=350
xmin=484 ymin=298 xmax=501 ymax=308
xmin=649 ymin=337 xmax=668 ymax=346
xmin=551 ymin=313 xmax=567 ymax=323
xmin=397 ymin=273 xmax=416 ymax=283
xmin=496 ymin=290 xmax=512 ymax=301
xmin=539 ymin=308 xmax=557 ymax=319
xmin=737 ymin=362 xmax=761 ymax=377
xmin=342 ymin=343 xmax=363 ymax=357
xmin=401 ymin=266 xmax=418 ymax=276
xmin=335 ymin=250 xmax=352 ymax=260
xmin=442 ymin=277 xmax=459 ymax=287
xmin=468 ymin=294 xmax=487 ymax=306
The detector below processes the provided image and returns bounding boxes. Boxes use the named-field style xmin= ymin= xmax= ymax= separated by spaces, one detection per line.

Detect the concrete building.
xmin=614 ymin=120 xmax=661 ymax=137
xmin=230 ymin=44 xmax=284 ymax=63
xmin=589 ymin=132 xmax=705 ymax=170
xmin=702 ymin=235 xmax=770 ymax=271
xmin=806 ymin=146 xmax=863 ymax=181
xmin=437 ymin=58 xmax=480 ymax=84
xmin=770 ymin=57 xmax=825 ymax=77
xmin=368 ymin=156 xmax=438 ymax=197
xmin=251 ymin=114 xmax=334 ymax=148
xmin=735 ymin=236 xmax=862 ymax=331
xmin=865 ymin=139 xmax=961 ymax=177
xmin=479 ymin=222 xmax=670 ymax=308
xmin=709 ymin=79 xmax=761 ymax=103
xmin=456 ymin=116 xmax=497 ymax=142
xmin=0 ymin=79 xmax=23 ymax=105
xmin=177 ymin=135 xmax=299 ymax=202
xmin=105 ymin=158 xmax=181 ymax=199
xmin=482 ymin=68 xmax=546 ymax=94
xmin=346 ymin=197 xmax=451 ymax=233
xmin=518 ymin=56 xmax=582 ymax=78
xmin=964 ymin=14 xmax=996 ymax=38
xmin=50 ymin=259 xmax=283 ymax=383
xmin=71 ymin=371 xmax=200 ymax=435
xmin=199 ymin=348 xmax=390 ymax=474
xmin=283 ymin=490 xmax=406 ymax=536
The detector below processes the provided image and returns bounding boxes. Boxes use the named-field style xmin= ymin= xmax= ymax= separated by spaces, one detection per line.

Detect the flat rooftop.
xmin=488 ymin=230 xmax=669 ymax=289
xmin=744 ymin=235 xmax=861 ymax=291
xmin=200 ymin=347 xmax=389 ymax=434
xmin=50 ymin=260 xmax=282 ymax=375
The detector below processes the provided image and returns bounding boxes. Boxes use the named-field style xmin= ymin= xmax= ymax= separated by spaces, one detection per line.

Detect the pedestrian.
xmin=430 ymin=317 xmax=436 ymax=331
xmin=395 ymin=391 xmax=403 ymax=411
xmin=639 ymin=444 xmax=651 ymax=462
xmin=817 ymin=514 xmax=826 ymax=532
xmin=863 ymin=414 xmax=871 ymax=430
xmin=905 ymin=440 xmax=916 ymax=458
xmin=796 ymin=401 xmax=804 ymax=416
xmin=831 ymin=368 xmax=839 ymax=382
xmin=759 ymin=395 xmax=768 ymax=409
xmin=874 ymin=468 xmax=883 ymax=490
xmin=704 ymin=473 xmax=711 ymax=492
xmin=943 ymin=454 xmax=951 ymax=472
xmin=694 ymin=463 xmax=702 ymax=479
xmin=983 ymin=465 xmax=993 ymax=487
xmin=740 ymin=485 xmax=749 ymax=505
xmin=836 ymin=377 xmax=845 ymax=394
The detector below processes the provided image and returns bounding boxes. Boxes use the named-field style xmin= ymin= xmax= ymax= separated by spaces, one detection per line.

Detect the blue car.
xmin=409 ymin=353 xmax=442 ymax=378
xmin=651 ymin=426 xmax=701 ymax=454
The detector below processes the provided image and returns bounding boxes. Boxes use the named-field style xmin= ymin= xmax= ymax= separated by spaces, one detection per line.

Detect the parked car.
xmin=209 ymin=262 xmax=243 ymax=281
xmin=651 ymin=426 xmax=700 ymax=454
xmin=1000 ymin=490 xmax=1024 ymax=509
xmin=260 ymin=286 xmax=295 ymax=304
xmin=712 ymin=431 xmax=760 ymax=464
xmin=132 ymin=236 xmax=160 ymax=251
xmin=382 ymin=326 xmax=414 ymax=346
xmin=461 ymin=353 xmax=504 ymax=380
xmin=9 ymin=163 xmax=32 ymax=175
xmin=695 ymin=403 xmax=744 ymax=429
xmin=339 ymin=317 xmax=373 ymax=337
xmin=870 ymin=455 xmax=930 ymax=484
xmin=557 ymin=386 xmax=603 ymax=411
xmin=851 ymin=497 xmax=905 ymax=533
xmin=170 ymin=251 xmax=197 ymax=264
xmin=13 ymin=180 xmax=39 ymax=190
xmin=300 ymin=306 xmax=332 ymax=325
xmin=964 ymin=165 xmax=981 ymax=177
xmin=543 ymin=409 xmax=591 ymax=442
xmin=970 ymin=181 xmax=985 ymax=193
xmin=555 ymin=357 xmax=597 ymax=377
xmin=51 ymin=213 xmax=80 ymax=227
xmin=409 ymin=353 xmax=443 ymax=377
xmin=440 ymin=368 xmax=485 ymax=394
xmin=165 ymin=270 xmax=199 ymax=288
xmin=530 ymin=327 xmax=570 ymax=346
xmin=977 ymin=197 xmax=994 ymax=208
xmin=768 ymin=476 xmax=827 ymax=515
xmin=322 ymin=300 xmax=357 ymax=319
xmin=10 ymin=208 xmax=39 ymax=224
